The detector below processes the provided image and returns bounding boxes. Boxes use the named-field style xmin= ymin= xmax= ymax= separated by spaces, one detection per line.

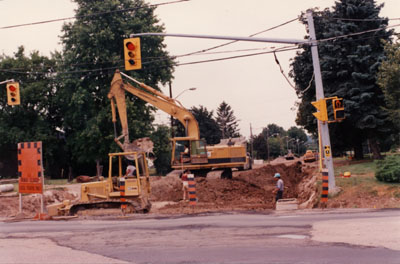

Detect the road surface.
xmin=1 ymin=209 xmax=399 ymax=263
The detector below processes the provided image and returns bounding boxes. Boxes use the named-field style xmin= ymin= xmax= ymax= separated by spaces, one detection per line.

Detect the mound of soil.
xmin=0 ymin=189 xmax=77 ymax=219
xmin=0 ymin=160 xmax=318 ymax=219
xmin=151 ymin=160 xmax=317 ymax=214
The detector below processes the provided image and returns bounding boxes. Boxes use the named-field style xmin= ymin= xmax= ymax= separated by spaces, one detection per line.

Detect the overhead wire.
xmin=177 ymin=17 xmax=299 ymax=57
xmin=2 ymin=14 xmax=400 ymax=80
xmin=0 ymin=0 xmax=190 ymax=30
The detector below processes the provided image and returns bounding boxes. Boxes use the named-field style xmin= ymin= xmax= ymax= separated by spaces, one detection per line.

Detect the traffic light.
xmin=6 ymin=82 xmax=20 ymax=105
xmin=311 ymin=99 xmax=328 ymax=121
xmin=332 ymin=98 xmax=345 ymax=121
xmin=123 ymin=38 xmax=142 ymax=71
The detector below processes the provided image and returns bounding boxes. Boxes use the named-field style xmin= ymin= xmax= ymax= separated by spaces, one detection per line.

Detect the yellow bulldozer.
xmin=47 ymin=151 xmax=151 ymax=217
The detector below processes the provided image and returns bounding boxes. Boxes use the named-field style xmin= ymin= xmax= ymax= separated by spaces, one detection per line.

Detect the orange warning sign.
xmin=18 ymin=141 xmax=43 ymax=194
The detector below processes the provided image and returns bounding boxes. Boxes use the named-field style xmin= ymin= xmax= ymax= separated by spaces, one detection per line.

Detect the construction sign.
xmin=18 ymin=141 xmax=44 ymax=194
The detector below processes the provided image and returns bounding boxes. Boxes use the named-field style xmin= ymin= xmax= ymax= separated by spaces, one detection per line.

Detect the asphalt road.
xmin=1 ymin=209 xmax=399 ymax=264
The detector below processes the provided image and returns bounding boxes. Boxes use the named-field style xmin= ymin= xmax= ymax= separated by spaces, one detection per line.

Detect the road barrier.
xmin=321 ymin=169 xmax=329 ymax=204
xmin=188 ymin=174 xmax=196 ymax=205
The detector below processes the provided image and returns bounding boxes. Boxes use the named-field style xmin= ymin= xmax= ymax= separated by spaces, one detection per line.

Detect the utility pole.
xmin=169 ymin=81 xmax=174 ymax=138
xmin=250 ymin=123 xmax=254 ymax=163
xmin=306 ymin=10 xmax=336 ymax=192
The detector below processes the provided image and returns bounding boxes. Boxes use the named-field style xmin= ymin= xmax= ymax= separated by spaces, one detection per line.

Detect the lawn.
xmin=328 ymin=158 xmax=400 ymax=208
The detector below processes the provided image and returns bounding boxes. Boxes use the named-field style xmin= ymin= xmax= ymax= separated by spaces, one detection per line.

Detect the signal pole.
xmin=306 ymin=10 xmax=336 ymax=192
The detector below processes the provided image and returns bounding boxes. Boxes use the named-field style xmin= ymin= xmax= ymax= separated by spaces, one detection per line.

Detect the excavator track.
xmin=69 ymin=199 xmax=151 ymax=216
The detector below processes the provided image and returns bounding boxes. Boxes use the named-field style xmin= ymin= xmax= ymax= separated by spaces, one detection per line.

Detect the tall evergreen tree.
xmin=190 ymin=105 xmax=221 ymax=144
xmin=216 ymin=101 xmax=241 ymax=139
xmin=290 ymin=0 xmax=393 ymax=159
xmin=59 ymin=0 xmax=174 ymax=174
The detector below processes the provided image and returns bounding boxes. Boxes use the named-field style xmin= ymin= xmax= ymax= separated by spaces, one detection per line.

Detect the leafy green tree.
xmin=150 ymin=125 xmax=171 ymax=175
xmin=287 ymin=126 xmax=308 ymax=155
xmin=252 ymin=126 xmax=284 ymax=160
xmin=290 ymin=0 xmax=393 ymax=159
xmin=0 ymin=47 xmax=66 ymax=178
xmin=59 ymin=0 xmax=174 ymax=174
xmin=377 ymin=39 xmax=400 ymax=145
xmin=190 ymin=105 xmax=221 ymax=144
xmin=216 ymin=101 xmax=241 ymax=139
xmin=265 ymin=123 xmax=286 ymax=137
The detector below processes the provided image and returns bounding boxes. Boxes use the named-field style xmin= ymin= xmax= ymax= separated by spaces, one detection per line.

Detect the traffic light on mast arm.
xmin=311 ymin=98 xmax=328 ymax=122
xmin=123 ymin=38 xmax=142 ymax=70
xmin=6 ymin=82 xmax=20 ymax=105
xmin=332 ymin=98 xmax=345 ymax=121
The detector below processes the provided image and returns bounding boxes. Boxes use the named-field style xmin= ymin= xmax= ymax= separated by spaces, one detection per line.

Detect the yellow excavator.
xmin=108 ymin=70 xmax=251 ymax=178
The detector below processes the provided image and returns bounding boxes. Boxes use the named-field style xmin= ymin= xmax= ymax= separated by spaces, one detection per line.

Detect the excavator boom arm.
xmin=108 ymin=70 xmax=200 ymax=140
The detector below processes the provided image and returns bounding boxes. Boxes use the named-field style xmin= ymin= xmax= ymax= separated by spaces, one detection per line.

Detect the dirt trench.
xmin=150 ymin=159 xmax=318 ymax=214
xmin=0 ymin=159 xmax=318 ymax=219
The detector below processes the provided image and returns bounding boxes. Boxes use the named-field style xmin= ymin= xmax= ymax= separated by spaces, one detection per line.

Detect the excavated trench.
xmin=150 ymin=159 xmax=319 ymax=214
xmin=0 ymin=159 xmax=319 ymax=219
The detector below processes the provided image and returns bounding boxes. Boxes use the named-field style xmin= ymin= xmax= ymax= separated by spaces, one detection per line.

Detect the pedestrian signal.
xmin=123 ymin=38 xmax=142 ymax=71
xmin=6 ymin=82 xmax=20 ymax=105
xmin=332 ymin=98 xmax=345 ymax=121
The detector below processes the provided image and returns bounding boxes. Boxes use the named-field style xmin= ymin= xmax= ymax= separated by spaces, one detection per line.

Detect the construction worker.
xmin=181 ymin=169 xmax=190 ymax=201
xmin=273 ymin=173 xmax=284 ymax=202
xmin=125 ymin=162 xmax=136 ymax=177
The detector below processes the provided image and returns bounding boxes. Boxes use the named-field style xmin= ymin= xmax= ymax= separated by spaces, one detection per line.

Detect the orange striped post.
xmin=119 ymin=177 xmax=127 ymax=213
xmin=188 ymin=174 xmax=196 ymax=206
xmin=321 ymin=169 xmax=329 ymax=206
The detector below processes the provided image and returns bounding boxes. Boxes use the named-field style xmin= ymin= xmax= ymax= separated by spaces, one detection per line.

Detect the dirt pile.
xmin=0 ymin=189 xmax=77 ymax=219
xmin=151 ymin=160 xmax=317 ymax=214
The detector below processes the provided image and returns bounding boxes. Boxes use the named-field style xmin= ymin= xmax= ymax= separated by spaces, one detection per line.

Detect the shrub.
xmin=375 ymin=155 xmax=400 ymax=183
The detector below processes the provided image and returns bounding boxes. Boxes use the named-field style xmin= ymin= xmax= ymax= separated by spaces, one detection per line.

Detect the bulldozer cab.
xmin=108 ymin=151 xmax=151 ymax=196
xmin=172 ymin=139 xmax=208 ymax=165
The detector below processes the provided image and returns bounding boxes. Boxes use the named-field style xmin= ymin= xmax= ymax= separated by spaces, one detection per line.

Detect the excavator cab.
xmin=172 ymin=138 xmax=208 ymax=165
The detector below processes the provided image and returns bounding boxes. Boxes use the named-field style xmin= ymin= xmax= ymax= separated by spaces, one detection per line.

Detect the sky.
xmin=1 ymin=0 xmax=399 ymax=138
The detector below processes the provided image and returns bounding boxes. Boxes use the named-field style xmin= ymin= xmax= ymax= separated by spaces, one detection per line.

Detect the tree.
xmin=150 ymin=125 xmax=171 ymax=175
xmin=0 ymin=47 xmax=66 ymax=178
xmin=190 ymin=105 xmax=221 ymax=144
xmin=290 ymin=0 xmax=393 ymax=159
xmin=287 ymin=126 xmax=308 ymax=155
xmin=216 ymin=101 xmax=241 ymax=139
xmin=252 ymin=125 xmax=285 ymax=160
xmin=59 ymin=0 xmax=174 ymax=175
xmin=377 ymin=39 xmax=400 ymax=146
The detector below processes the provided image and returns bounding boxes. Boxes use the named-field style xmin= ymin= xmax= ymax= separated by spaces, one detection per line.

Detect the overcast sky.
xmin=1 ymin=0 xmax=399 ymax=138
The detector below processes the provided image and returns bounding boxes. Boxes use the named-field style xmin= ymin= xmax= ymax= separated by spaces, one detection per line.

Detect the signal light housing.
xmin=311 ymin=99 xmax=328 ymax=122
xmin=123 ymin=38 xmax=142 ymax=71
xmin=6 ymin=82 xmax=20 ymax=105
xmin=333 ymin=98 xmax=345 ymax=121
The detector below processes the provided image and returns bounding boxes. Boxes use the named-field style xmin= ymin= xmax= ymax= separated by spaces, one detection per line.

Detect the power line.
xmin=316 ymin=22 xmax=400 ymax=43
xmin=177 ymin=17 xmax=299 ymax=57
xmin=330 ymin=17 xmax=400 ymax=22
xmin=0 ymin=0 xmax=189 ymax=30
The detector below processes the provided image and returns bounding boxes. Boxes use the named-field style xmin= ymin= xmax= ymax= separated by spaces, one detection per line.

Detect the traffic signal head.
xmin=333 ymin=98 xmax=345 ymax=121
xmin=6 ymin=82 xmax=20 ymax=105
xmin=311 ymin=99 xmax=328 ymax=121
xmin=123 ymin=38 xmax=142 ymax=71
